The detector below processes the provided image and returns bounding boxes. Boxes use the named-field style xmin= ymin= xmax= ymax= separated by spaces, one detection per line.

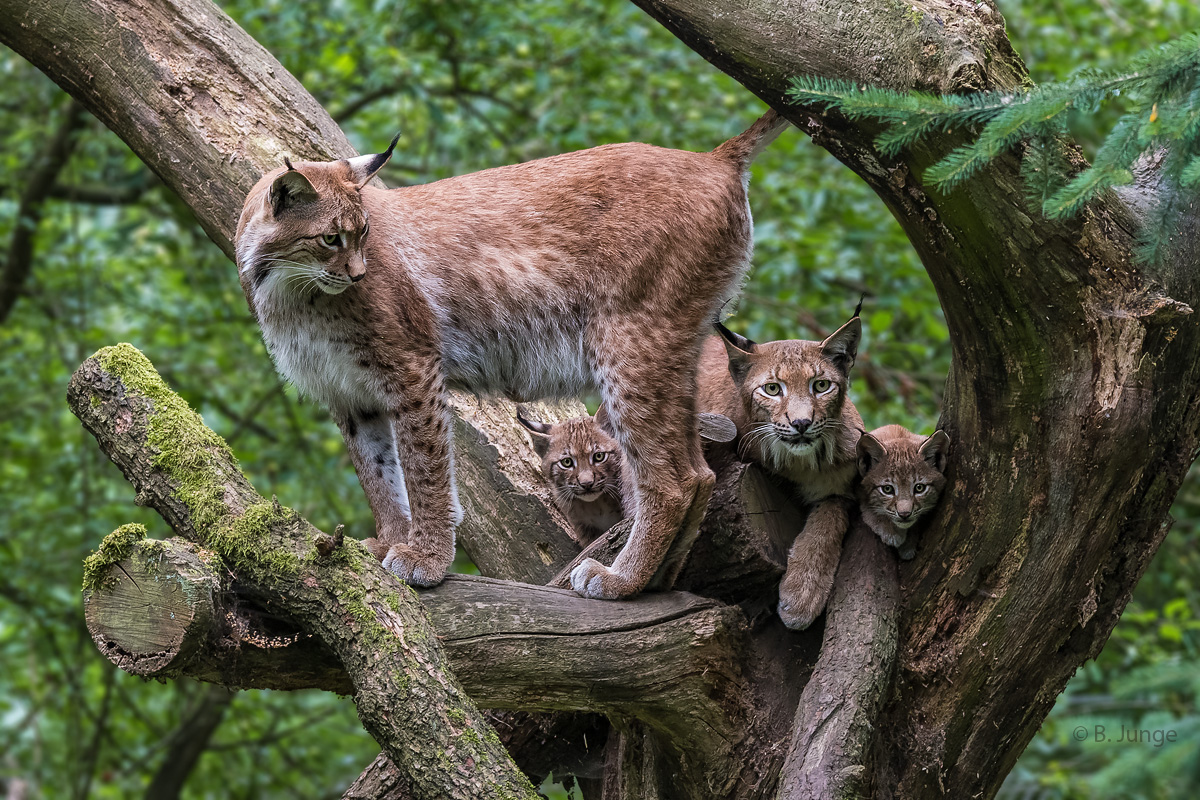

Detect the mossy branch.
xmin=68 ymin=344 xmax=539 ymax=800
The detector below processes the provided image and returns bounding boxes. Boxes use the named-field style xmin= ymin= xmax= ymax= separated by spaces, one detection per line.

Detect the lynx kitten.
xmin=696 ymin=314 xmax=863 ymax=629
xmin=235 ymin=111 xmax=787 ymax=597
xmin=518 ymin=408 xmax=627 ymax=546
xmin=856 ymin=425 xmax=950 ymax=560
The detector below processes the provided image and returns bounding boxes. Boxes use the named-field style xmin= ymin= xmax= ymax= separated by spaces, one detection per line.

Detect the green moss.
xmin=82 ymin=523 xmax=147 ymax=592
xmin=89 ymin=395 xmax=101 ymax=409
xmin=92 ymin=346 xmax=304 ymax=584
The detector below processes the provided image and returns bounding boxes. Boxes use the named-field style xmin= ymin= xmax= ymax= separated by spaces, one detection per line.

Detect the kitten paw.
xmin=381 ymin=544 xmax=451 ymax=588
xmin=897 ymin=541 xmax=917 ymax=561
xmin=569 ymin=558 xmax=635 ymax=600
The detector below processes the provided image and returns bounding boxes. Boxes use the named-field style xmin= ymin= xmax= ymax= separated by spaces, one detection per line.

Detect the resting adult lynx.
xmin=518 ymin=408 xmax=627 ymax=545
xmin=235 ymin=111 xmax=787 ymax=597
xmin=696 ymin=315 xmax=863 ymax=629
xmin=857 ymin=425 xmax=950 ymax=560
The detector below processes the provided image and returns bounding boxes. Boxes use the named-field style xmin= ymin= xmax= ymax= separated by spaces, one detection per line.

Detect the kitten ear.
xmin=698 ymin=412 xmax=737 ymax=444
xmin=345 ymin=132 xmax=400 ymax=189
xmin=269 ymin=166 xmax=318 ymax=216
xmin=919 ymin=430 xmax=951 ymax=473
xmin=821 ymin=316 xmax=861 ymax=375
xmin=714 ymin=321 xmax=756 ymax=383
xmin=593 ymin=403 xmax=616 ymax=437
xmin=856 ymin=430 xmax=885 ymax=477
xmin=516 ymin=409 xmax=553 ymax=457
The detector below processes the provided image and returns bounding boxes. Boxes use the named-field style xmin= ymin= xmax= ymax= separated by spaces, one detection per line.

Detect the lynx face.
xmin=235 ymin=144 xmax=395 ymax=301
xmin=857 ymin=425 xmax=950 ymax=555
xmin=719 ymin=319 xmax=861 ymax=476
xmin=518 ymin=409 xmax=626 ymax=544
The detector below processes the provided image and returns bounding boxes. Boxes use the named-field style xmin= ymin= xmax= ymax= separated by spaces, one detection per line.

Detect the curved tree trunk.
xmin=8 ymin=0 xmax=1200 ymax=797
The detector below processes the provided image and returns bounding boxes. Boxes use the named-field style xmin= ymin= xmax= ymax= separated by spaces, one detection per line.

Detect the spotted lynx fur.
xmin=857 ymin=425 xmax=950 ymax=560
xmin=235 ymin=111 xmax=787 ymax=597
xmin=696 ymin=315 xmax=863 ymax=629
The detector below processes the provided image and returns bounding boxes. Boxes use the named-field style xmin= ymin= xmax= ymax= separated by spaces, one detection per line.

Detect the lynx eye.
xmin=914 ymin=483 xmax=927 ymax=494
xmin=880 ymin=484 xmax=896 ymax=496
xmin=321 ymin=233 xmax=342 ymax=247
xmin=762 ymin=382 xmax=782 ymax=397
xmin=558 ymin=457 xmax=575 ymax=469
xmin=812 ymin=379 xmax=832 ymax=393
xmin=592 ymin=452 xmax=608 ymax=464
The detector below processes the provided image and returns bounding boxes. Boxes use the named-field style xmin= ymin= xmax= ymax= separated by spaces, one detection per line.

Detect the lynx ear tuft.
xmin=821 ymin=316 xmax=861 ymax=375
xmin=920 ymin=430 xmax=951 ymax=473
xmin=856 ymin=430 xmax=885 ymax=477
xmin=346 ymin=132 xmax=400 ymax=189
xmin=853 ymin=292 xmax=866 ymax=319
xmin=516 ymin=409 xmax=553 ymax=457
xmin=269 ymin=168 xmax=318 ymax=216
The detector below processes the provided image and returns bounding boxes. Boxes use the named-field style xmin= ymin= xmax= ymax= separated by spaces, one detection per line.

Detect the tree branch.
xmin=68 ymin=344 xmax=538 ymax=800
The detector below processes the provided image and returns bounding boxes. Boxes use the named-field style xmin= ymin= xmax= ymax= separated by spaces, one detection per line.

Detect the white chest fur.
xmin=254 ymin=274 xmax=387 ymax=413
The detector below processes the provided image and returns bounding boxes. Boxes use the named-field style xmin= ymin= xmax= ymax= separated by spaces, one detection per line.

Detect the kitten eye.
xmin=559 ymin=457 xmax=575 ymax=469
xmin=321 ymin=233 xmax=342 ymax=247
xmin=762 ymin=382 xmax=782 ymax=396
xmin=592 ymin=452 xmax=608 ymax=464
xmin=880 ymin=485 xmax=895 ymax=496
xmin=812 ymin=379 xmax=832 ymax=393
xmin=914 ymin=483 xmax=927 ymax=494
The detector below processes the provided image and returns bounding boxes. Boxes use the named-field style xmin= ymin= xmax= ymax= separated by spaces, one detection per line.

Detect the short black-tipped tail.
xmin=711 ymin=109 xmax=789 ymax=169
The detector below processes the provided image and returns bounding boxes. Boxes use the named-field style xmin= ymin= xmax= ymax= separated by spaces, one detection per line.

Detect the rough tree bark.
xmin=6 ymin=0 xmax=1199 ymax=797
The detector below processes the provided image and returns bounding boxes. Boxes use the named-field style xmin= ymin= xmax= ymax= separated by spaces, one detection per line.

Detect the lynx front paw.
xmin=897 ymin=540 xmax=917 ymax=561
xmin=381 ymin=543 xmax=452 ymax=588
xmin=569 ymin=558 xmax=636 ymax=600
xmin=777 ymin=569 xmax=835 ymax=631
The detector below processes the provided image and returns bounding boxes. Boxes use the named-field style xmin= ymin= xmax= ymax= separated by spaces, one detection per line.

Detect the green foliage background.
xmin=0 ymin=0 xmax=1197 ymax=797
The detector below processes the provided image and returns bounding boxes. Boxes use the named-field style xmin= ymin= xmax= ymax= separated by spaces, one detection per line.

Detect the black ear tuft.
xmin=853 ymin=292 xmax=866 ymax=319
xmin=713 ymin=320 xmax=756 ymax=353
xmin=821 ymin=316 xmax=861 ymax=375
xmin=346 ymin=133 xmax=401 ymax=188
xmin=283 ymin=155 xmax=296 ymax=171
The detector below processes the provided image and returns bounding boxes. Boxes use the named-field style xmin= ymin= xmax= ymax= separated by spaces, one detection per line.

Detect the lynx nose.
xmin=790 ymin=418 xmax=811 ymax=434
xmin=897 ymin=509 xmax=913 ymax=520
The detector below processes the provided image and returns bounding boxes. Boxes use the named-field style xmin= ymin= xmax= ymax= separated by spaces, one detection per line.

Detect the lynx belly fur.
xmin=235 ymin=111 xmax=786 ymax=598
xmin=696 ymin=315 xmax=864 ymax=629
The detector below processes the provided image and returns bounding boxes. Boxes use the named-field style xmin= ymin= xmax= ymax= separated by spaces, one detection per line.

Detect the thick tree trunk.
xmin=10 ymin=0 xmax=1200 ymax=797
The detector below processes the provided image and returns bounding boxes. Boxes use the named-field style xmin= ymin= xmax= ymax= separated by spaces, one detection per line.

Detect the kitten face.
xmin=857 ymin=426 xmax=950 ymax=536
xmin=518 ymin=413 xmax=624 ymax=507
xmin=235 ymin=147 xmax=394 ymax=299
xmin=719 ymin=319 xmax=860 ymax=472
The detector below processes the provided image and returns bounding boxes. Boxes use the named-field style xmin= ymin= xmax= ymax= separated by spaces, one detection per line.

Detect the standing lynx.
xmin=696 ymin=315 xmax=863 ymax=629
xmin=517 ymin=408 xmax=627 ymax=545
xmin=235 ymin=111 xmax=786 ymax=597
xmin=856 ymin=425 xmax=950 ymax=560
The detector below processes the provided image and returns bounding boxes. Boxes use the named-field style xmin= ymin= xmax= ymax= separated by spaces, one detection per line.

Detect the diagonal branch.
xmin=68 ymin=344 xmax=539 ymax=800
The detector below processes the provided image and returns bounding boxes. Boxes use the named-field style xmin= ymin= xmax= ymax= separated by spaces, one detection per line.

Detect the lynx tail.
xmin=711 ymin=109 xmax=789 ymax=168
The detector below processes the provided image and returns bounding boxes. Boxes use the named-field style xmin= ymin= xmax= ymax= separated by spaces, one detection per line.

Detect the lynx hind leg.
xmin=570 ymin=357 xmax=715 ymax=600
xmin=778 ymin=498 xmax=850 ymax=630
xmin=381 ymin=388 xmax=458 ymax=588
